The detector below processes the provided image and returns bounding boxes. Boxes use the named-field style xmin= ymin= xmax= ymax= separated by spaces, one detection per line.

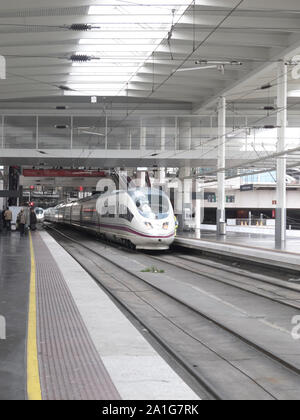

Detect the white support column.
xmin=276 ymin=61 xmax=288 ymax=247
xmin=179 ymin=167 xmax=191 ymax=231
xmin=158 ymin=126 xmax=166 ymax=187
xmin=70 ymin=116 xmax=73 ymax=149
xmin=195 ymin=179 xmax=202 ymax=238
xmin=1 ymin=115 xmax=4 ymax=149
xmin=175 ymin=117 xmax=178 ymax=151
xmin=105 ymin=116 xmax=108 ymax=150
xmin=217 ymin=96 xmax=226 ymax=235
xmin=161 ymin=126 xmax=166 ymax=152
xmin=140 ymin=119 xmax=146 ymax=151
xmin=36 ymin=116 xmax=39 ymax=149
xmin=0 ymin=55 xmax=6 ymax=80
xmin=140 ymin=171 xmax=146 ymax=187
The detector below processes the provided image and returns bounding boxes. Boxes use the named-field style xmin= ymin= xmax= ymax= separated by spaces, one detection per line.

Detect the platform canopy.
xmin=0 ymin=1 xmax=299 ymax=107
xmin=1 ymin=1 xmax=300 ymax=173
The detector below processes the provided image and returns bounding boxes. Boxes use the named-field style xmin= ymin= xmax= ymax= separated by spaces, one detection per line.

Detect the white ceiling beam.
xmin=127 ymin=83 xmax=212 ymax=96
xmin=0 ymin=14 xmax=298 ymax=31
xmin=156 ymin=44 xmax=270 ymax=62
xmin=192 ymin=0 xmax=300 ymax=12
xmin=193 ymin=33 xmax=300 ymax=112
xmin=0 ymin=31 xmax=173 ymax=46
xmin=171 ymin=31 xmax=290 ymax=48
xmin=0 ymin=0 xmax=92 ymax=10
xmin=181 ymin=14 xmax=300 ymax=31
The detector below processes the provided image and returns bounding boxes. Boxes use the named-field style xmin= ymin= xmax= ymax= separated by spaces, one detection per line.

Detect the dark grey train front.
xmin=45 ymin=188 xmax=176 ymax=250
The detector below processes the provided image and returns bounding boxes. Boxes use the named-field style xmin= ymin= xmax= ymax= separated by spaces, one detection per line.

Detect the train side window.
xmin=120 ymin=207 xmax=134 ymax=223
xmin=108 ymin=206 xmax=115 ymax=218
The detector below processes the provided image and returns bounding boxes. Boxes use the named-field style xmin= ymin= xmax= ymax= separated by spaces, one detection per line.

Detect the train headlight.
xmin=163 ymin=222 xmax=169 ymax=230
xmin=144 ymin=222 xmax=153 ymax=229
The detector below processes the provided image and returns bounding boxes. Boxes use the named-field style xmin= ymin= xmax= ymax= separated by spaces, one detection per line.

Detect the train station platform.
xmin=175 ymin=229 xmax=300 ymax=272
xmin=0 ymin=229 xmax=199 ymax=401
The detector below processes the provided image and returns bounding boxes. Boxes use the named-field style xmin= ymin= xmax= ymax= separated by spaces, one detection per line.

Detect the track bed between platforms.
xmin=47 ymin=225 xmax=300 ymax=400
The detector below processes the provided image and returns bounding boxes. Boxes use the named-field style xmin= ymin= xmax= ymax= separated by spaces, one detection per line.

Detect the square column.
xmin=195 ymin=179 xmax=203 ymax=239
xmin=217 ymin=96 xmax=226 ymax=235
xmin=140 ymin=119 xmax=146 ymax=151
xmin=276 ymin=61 xmax=287 ymax=247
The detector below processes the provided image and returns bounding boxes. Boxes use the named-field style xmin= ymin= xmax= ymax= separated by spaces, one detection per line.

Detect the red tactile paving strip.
xmin=32 ymin=232 xmax=121 ymax=400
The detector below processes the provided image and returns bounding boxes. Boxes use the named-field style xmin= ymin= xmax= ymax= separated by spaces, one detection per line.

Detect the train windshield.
xmin=35 ymin=208 xmax=44 ymax=215
xmin=129 ymin=188 xmax=170 ymax=220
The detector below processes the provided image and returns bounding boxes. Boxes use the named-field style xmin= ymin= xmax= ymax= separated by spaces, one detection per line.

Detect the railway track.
xmin=149 ymin=253 xmax=300 ymax=311
xmin=47 ymin=225 xmax=300 ymax=400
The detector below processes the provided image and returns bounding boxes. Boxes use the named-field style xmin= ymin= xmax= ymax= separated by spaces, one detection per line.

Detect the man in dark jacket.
xmin=30 ymin=208 xmax=37 ymax=231
xmin=17 ymin=209 xmax=26 ymax=236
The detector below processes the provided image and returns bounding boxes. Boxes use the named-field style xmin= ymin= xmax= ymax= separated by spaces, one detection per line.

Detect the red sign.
xmin=23 ymin=169 xmax=107 ymax=178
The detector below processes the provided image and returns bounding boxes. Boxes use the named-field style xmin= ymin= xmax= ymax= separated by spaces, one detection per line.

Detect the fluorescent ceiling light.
xmin=64 ymin=90 xmax=127 ymax=96
xmin=76 ymin=45 xmax=158 ymax=52
xmin=79 ymin=31 xmax=167 ymax=39
xmin=79 ymin=39 xmax=158 ymax=46
xmin=68 ymin=76 xmax=131 ymax=82
xmin=68 ymin=0 xmax=191 ymax=97
xmin=70 ymin=70 xmax=136 ymax=76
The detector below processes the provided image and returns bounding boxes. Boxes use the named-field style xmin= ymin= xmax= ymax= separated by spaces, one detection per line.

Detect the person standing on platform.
xmin=0 ymin=209 xmax=3 ymax=233
xmin=30 ymin=208 xmax=37 ymax=231
xmin=17 ymin=209 xmax=26 ymax=236
xmin=4 ymin=207 xmax=12 ymax=231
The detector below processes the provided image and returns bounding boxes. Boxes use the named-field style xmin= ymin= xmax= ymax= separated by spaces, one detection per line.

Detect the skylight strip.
xmin=79 ymin=39 xmax=160 ymax=45
xmin=75 ymin=45 xmax=161 ymax=53
xmin=79 ymin=31 xmax=167 ymax=39
xmin=85 ymin=15 xmax=179 ymax=24
xmin=68 ymin=76 xmax=132 ymax=82
xmin=70 ymin=0 xmax=191 ymax=96
xmin=89 ymin=6 xmax=182 ymax=14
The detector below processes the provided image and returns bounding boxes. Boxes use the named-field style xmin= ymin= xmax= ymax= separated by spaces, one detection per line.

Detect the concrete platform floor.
xmin=0 ymin=229 xmax=199 ymax=400
xmin=179 ymin=229 xmax=300 ymax=254
xmin=0 ymin=231 xmax=30 ymax=400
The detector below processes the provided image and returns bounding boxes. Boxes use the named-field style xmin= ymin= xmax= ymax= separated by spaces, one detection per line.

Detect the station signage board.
xmin=240 ymin=184 xmax=254 ymax=192
xmin=23 ymin=169 xmax=107 ymax=178
xmin=0 ymin=190 xmax=22 ymax=198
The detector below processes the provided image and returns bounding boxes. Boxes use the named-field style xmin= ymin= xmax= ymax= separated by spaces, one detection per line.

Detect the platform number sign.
xmin=0 ymin=315 xmax=6 ymax=340
xmin=0 ymin=55 xmax=6 ymax=80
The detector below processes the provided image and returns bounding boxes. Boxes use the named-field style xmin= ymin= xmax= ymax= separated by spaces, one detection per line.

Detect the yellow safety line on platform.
xmin=27 ymin=233 xmax=42 ymax=401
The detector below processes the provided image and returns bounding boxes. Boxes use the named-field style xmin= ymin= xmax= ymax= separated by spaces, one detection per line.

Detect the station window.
xmin=204 ymin=192 xmax=216 ymax=203
xmin=226 ymin=195 xmax=235 ymax=203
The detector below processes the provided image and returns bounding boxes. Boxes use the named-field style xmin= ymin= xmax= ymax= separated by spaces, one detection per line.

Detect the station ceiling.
xmin=0 ymin=1 xmax=300 ymax=110
xmin=1 ymin=1 xmax=300 ymax=175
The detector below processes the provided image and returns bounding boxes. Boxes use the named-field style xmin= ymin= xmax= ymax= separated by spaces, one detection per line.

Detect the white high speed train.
xmin=45 ymin=188 xmax=176 ymax=250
